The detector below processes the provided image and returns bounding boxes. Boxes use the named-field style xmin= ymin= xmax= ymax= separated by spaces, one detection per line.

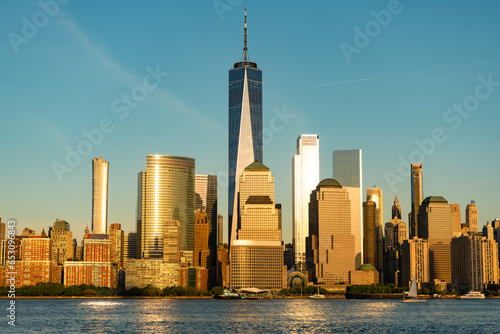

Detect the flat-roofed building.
xmin=125 ymin=259 xmax=179 ymax=289
xmin=64 ymin=261 xmax=117 ymax=288
xmin=401 ymin=237 xmax=430 ymax=288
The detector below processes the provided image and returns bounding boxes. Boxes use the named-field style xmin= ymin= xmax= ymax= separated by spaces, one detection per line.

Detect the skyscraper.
xmin=333 ymin=149 xmax=362 ymax=267
xmin=419 ymin=196 xmax=454 ymax=283
xmin=466 ymin=201 xmax=479 ymax=233
xmin=292 ymin=134 xmax=319 ymax=270
xmin=307 ymin=178 xmax=356 ymax=284
xmin=401 ymin=237 xmax=430 ymax=287
xmin=230 ymin=162 xmax=284 ymax=289
xmin=92 ymin=157 xmax=109 ymax=234
xmin=137 ymin=155 xmax=195 ymax=259
xmin=228 ymin=8 xmax=263 ymax=253
xmin=450 ymin=203 xmax=462 ymax=237
xmin=392 ymin=194 xmax=402 ymax=219
xmin=410 ymin=163 xmax=423 ymax=238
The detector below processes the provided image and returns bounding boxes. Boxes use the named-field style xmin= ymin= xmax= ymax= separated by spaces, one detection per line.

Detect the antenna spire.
xmin=244 ymin=6 xmax=248 ymax=62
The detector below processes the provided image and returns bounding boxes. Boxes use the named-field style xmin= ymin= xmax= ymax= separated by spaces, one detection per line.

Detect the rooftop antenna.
xmin=243 ymin=6 xmax=248 ymax=62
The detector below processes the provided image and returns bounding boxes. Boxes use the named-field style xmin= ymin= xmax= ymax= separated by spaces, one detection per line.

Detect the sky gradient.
xmin=1 ymin=0 xmax=500 ymax=243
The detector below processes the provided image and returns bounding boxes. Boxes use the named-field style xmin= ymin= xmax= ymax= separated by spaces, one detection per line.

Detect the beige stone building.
xmin=307 ymin=178 xmax=355 ymax=284
xmin=400 ymin=237 xmax=430 ymax=287
xmin=109 ymin=223 xmax=124 ymax=267
xmin=230 ymin=162 xmax=284 ymax=290
xmin=418 ymin=196 xmax=454 ymax=283
xmin=466 ymin=201 xmax=479 ymax=233
xmin=450 ymin=204 xmax=461 ymax=237
xmin=51 ymin=220 xmax=74 ymax=264
xmin=451 ymin=235 xmax=498 ymax=292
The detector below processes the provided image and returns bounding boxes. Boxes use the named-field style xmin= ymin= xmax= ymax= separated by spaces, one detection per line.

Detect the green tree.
xmin=82 ymin=288 xmax=98 ymax=296
xmin=210 ymin=286 xmax=223 ymax=296
xmin=65 ymin=285 xmax=83 ymax=296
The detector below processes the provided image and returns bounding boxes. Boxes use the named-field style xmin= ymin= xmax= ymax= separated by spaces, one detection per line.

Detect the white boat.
xmin=460 ymin=291 xmax=485 ymax=299
xmin=309 ymin=287 xmax=325 ymax=299
xmin=403 ymin=274 xmax=427 ymax=303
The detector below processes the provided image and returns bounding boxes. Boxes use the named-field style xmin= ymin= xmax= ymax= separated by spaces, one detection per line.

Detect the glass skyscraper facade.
xmin=333 ymin=149 xmax=363 ymax=267
xmin=137 ymin=155 xmax=195 ymax=259
xmin=92 ymin=157 xmax=109 ymax=234
xmin=228 ymin=11 xmax=263 ymax=251
xmin=292 ymin=135 xmax=319 ymax=271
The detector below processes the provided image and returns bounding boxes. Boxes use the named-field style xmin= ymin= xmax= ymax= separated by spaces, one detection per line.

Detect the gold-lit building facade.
xmin=400 ymin=237 xmax=430 ymax=288
xmin=92 ymin=157 xmax=109 ymax=234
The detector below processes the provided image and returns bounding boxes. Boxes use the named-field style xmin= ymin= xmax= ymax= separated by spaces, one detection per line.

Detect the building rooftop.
xmin=246 ymin=196 xmax=273 ymax=205
xmin=317 ymin=178 xmax=342 ymax=188
xmin=245 ymin=161 xmax=269 ymax=171
xmin=422 ymin=196 xmax=448 ymax=204
xmin=358 ymin=264 xmax=377 ymax=271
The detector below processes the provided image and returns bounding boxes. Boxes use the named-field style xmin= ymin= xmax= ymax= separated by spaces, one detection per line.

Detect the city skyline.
xmin=2 ymin=2 xmax=500 ymax=244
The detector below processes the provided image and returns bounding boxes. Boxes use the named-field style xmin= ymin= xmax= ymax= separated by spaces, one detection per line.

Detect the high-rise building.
xmin=466 ymin=201 xmax=479 ymax=233
xmin=21 ymin=235 xmax=51 ymax=261
xmin=307 ymin=178 xmax=356 ymax=284
xmin=228 ymin=8 xmax=263 ymax=254
xmin=217 ymin=243 xmax=229 ymax=287
xmin=218 ymin=214 xmax=223 ymax=245
xmin=0 ymin=218 xmax=5 ymax=240
xmin=410 ymin=164 xmax=423 ymax=238
xmin=483 ymin=222 xmax=494 ymax=240
xmin=51 ymin=220 xmax=73 ymax=264
xmin=418 ymin=196 xmax=454 ymax=283
xmin=292 ymin=134 xmax=320 ymax=270
xmin=195 ymin=174 xmax=218 ymax=285
xmin=400 ymin=237 xmax=430 ymax=288
xmin=137 ymin=155 xmax=195 ymax=259
xmin=64 ymin=262 xmax=117 ymax=288
xmin=230 ymin=162 xmax=284 ymax=289
xmin=333 ymin=149 xmax=363 ymax=267
xmin=450 ymin=204 xmax=462 ymax=237
xmin=194 ymin=210 xmax=211 ymax=268
xmin=392 ymin=194 xmax=402 ymax=219
xmin=163 ymin=220 xmax=180 ymax=264
xmin=83 ymin=235 xmax=111 ymax=263
xmin=366 ymin=188 xmax=383 ymax=226
xmin=365 ymin=188 xmax=383 ymax=272
xmin=92 ymin=157 xmax=109 ymax=234
xmin=124 ymin=232 xmax=137 ymax=263
xmin=363 ymin=201 xmax=378 ymax=267
xmin=109 ymin=223 xmax=124 ymax=267
xmin=451 ymin=235 xmax=498 ymax=292
xmin=393 ymin=219 xmax=408 ymax=246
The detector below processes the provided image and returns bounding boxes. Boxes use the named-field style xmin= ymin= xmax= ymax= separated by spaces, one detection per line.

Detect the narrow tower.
xmin=228 ymin=7 xmax=263 ymax=253
xmin=92 ymin=157 xmax=109 ymax=234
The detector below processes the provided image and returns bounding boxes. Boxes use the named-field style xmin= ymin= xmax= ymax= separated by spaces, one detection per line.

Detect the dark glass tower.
xmin=228 ymin=7 xmax=263 ymax=250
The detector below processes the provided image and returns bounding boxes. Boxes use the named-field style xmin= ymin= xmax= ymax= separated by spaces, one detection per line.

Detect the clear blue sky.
xmin=1 ymin=0 xmax=500 ymax=243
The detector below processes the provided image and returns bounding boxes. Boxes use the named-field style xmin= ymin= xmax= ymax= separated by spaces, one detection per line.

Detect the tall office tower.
xmin=400 ymin=237 xmax=430 ymax=287
xmin=384 ymin=222 xmax=395 ymax=250
xmin=366 ymin=188 xmax=383 ymax=225
xmin=450 ymin=204 xmax=462 ymax=237
xmin=136 ymin=155 xmax=195 ymax=259
xmin=194 ymin=210 xmax=211 ymax=268
xmin=483 ymin=222 xmax=494 ymax=240
xmin=163 ymin=220 xmax=180 ymax=264
xmin=392 ymin=194 xmax=402 ymax=219
xmin=451 ymin=235 xmax=498 ymax=292
xmin=0 ymin=218 xmax=5 ymax=240
xmin=109 ymin=223 xmax=124 ymax=267
xmin=419 ymin=196 xmax=454 ymax=283
xmin=466 ymin=201 xmax=479 ymax=233
xmin=195 ymin=174 xmax=218 ymax=283
xmin=51 ymin=220 xmax=73 ymax=264
xmin=307 ymin=178 xmax=356 ymax=284
xmin=393 ymin=219 xmax=408 ymax=246
xmin=230 ymin=162 xmax=284 ymax=289
xmin=333 ymin=149 xmax=362 ymax=267
xmin=124 ymin=232 xmax=137 ymax=262
xmin=92 ymin=157 xmax=109 ymax=234
xmin=363 ymin=201 xmax=378 ymax=267
xmin=410 ymin=164 xmax=423 ymax=238
xmin=218 ymin=214 xmax=223 ymax=245
xmin=292 ymin=134 xmax=320 ymax=270
xmin=217 ymin=243 xmax=229 ymax=287
xmin=228 ymin=8 xmax=263 ymax=254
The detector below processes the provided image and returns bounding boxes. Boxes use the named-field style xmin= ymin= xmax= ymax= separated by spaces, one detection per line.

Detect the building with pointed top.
xmin=228 ymin=8 xmax=263 ymax=255
xmin=392 ymin=194 xmax=402 ymax=219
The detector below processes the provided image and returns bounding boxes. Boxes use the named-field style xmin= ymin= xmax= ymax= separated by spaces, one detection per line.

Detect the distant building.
xmin=284 ymin=243 xmax=293 ymax=271
xmin=92 ymin=157 xmax=109 ymax=234
xmin=418 ymin=196 xmax=454 ymax=283
xmin=483 ymin=222 xmax=494 ymax=240
xmin=333 ymin=149 xmax=363 ymax=268
xmin=292 ymin=134 xmax=320 ymax=271
xmin=307 ymin=178 xmax=355 ymax=285
xmin=217 ymin=215 xmax=223 ymax=245
xmin=125 ymin=259 xmax=178 ymax=289
xmin=124 ymin=232 xmax=137 ymax=263
xmin=21 ymin=233 xmax=51 ymax=261
xmin=194 ymin=210 xmax=211 ymax=269
xmin=83 ymin=235 xmax=111 ymax=263
xmin=109 ymin=223 xmax=124 ymax=267
xmin=400 ymin=237 xmax=430 ymax=288
xmin=392 ymin=194 xmax=402 ymax=219
xmin=179 ymin=267 xmax=209 ymax=290
xmin=51 ymin=220 xmax=73 ymax=264
xmin=451 ymin=235 xmax=498 ymax=292
xmin=230 ymin=162 xmax=284 ymax=290
xmin=410 ymin=164 xmax=423 ymax=238
xmin=0 ymin=219 xmax=5 ymax=240
xmin=450 ymin=204 xmax=461 ymax=237
xmin=217 ymin=243 xmax=229 ymax=288
xmin=466 ymin=201 xmax=479 ymax=233
xmin=164 ymin=220 xmax=180 ymax=264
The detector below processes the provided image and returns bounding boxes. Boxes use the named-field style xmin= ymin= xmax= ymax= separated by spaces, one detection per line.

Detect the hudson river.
xmin=3 ymin=298 xmax=499 ymax=333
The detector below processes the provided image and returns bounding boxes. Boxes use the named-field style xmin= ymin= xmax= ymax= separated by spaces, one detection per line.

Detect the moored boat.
xmin=459 ymin=291 xmax=485 ymax=299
